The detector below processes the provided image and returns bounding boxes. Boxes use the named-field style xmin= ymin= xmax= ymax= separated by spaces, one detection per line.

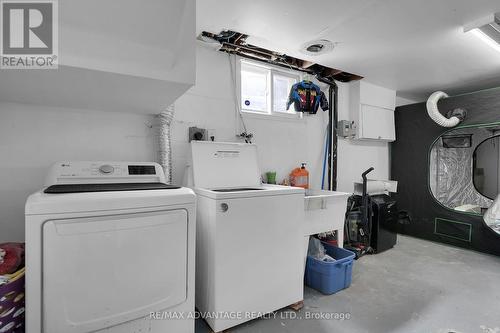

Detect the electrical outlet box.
xmin=207 ymin=129 xmax=216 ymax=142
xmin=189 ymin=127 xmax=208 ymax=142
xmin=337 ymin=120 xmax=356 ymax=138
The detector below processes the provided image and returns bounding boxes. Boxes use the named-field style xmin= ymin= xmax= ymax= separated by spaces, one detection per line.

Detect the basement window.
xmin=239 ymin=60 xmax=300 ymax=117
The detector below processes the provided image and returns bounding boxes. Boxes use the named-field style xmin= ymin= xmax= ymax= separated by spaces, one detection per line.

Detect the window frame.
xmin=237 ymin=58 xmax=302 ymax=119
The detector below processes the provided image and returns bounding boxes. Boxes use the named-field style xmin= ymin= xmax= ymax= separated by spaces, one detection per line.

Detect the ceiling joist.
xmin=200 ymin=30 xmax=362 ymax=83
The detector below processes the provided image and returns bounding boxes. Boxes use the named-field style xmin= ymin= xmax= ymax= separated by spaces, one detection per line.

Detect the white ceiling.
xmin=62 ymin=0 xmax=189 ymax=47
xmin=197 ymin=0 xmax=500 ymax=101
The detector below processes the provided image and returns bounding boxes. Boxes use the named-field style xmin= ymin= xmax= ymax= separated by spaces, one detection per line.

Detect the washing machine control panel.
xmin=90 ymin=163 xmax=123 ymax=176
xmin=99 ymin=164 xmax=115 ymax=174
xmin=44 ymin=161 xmax=166 ymax=186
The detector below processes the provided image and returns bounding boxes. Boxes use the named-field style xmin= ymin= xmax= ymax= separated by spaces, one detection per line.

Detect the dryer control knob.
xmin=99 ymin=164 xmax=114 ymax=174
xmin=220 ymin=203 xmax=229 ymax=212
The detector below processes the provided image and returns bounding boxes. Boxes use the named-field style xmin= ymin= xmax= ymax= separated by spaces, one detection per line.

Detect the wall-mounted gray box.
xmin=337 ymin=120 xmax=356 ymax=138
xmin=189 ymin=127 xmax=208 ymax=142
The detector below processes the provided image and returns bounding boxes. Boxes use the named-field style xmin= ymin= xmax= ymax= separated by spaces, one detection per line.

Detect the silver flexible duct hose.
xmin=426 ymin=91 xmax=461 ymax=127
xmin=158 ymin=105 xmax=175 ymax=184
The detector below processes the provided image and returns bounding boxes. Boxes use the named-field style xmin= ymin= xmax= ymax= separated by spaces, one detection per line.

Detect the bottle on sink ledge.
xmin=289 ymin=163 xmax=309 ymax=189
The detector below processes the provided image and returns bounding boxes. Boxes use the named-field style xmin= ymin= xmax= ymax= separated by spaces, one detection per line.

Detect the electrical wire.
xmin=279 ymin=57 xmax=295 ymax=72
xmin=228 ymin=53 xmax=250 ymax=140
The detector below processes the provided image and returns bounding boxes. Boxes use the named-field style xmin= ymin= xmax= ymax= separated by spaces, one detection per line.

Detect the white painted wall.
xmin=171 ymin=45 xmax=390 ymax=193
xmin=337 ymin=84 xmax=390 ymax=192
xmin=0 ymin=44 xmax=393 ymax=242
xmin=0 ymin=103 xmax=156 ymax=242
xmin=170 ymin=46 xmax=329 ymax=188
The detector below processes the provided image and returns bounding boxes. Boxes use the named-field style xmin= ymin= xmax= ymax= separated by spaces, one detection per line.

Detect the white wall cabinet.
xmin=0 ymin=0 xmax=195 ymax=114
xmin=349 ymin=81 xmax=396 ymax=142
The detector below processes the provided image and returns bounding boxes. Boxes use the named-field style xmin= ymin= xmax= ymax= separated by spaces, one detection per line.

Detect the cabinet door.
xmin=360 ymin=104 xmax=396 ymax=141
xmin=359 ymin=81 xmax=396 ymax=110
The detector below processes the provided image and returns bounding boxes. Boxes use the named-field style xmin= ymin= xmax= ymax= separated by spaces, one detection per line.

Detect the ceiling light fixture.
xmin=471 ymin=29 xmax=500 ymax=53
xmin=465 ymin=13 xmax=500 ymax=53
xmin=300 ymin=39 xmax=334 ymax=56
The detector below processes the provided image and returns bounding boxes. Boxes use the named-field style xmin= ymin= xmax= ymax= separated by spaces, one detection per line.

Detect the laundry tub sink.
xmin=304 ymin=190 xmax=350 ymax=237
xmin=302 ymin=190 xmax=351 ymax=271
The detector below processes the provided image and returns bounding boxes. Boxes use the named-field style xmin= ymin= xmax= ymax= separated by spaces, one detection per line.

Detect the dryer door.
xmin=42 ymin=209 xmax=188 ymax=333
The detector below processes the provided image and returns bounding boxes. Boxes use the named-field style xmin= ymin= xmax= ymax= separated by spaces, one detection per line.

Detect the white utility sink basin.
xmin=302 ymin=190 xmax=350 ymax=271
xmin=304 ymin=189 xmax=350 ymax=240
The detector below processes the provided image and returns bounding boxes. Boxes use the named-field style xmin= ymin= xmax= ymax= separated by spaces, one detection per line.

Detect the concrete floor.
xmin=196 ymin=235 xmax=500 ymax=333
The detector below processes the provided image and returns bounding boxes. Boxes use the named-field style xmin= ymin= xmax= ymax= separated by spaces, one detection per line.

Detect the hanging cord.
xmin=228 ymin=54 xmax=253 ymax=143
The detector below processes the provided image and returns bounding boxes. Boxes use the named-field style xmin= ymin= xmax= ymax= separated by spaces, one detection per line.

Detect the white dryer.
xmin=190 ymin=142 xmax=305 ymax=332
xmin=25 ymin=162 xmax=196 ymax=333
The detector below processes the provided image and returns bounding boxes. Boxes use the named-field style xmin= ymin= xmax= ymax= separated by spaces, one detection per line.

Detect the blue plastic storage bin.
xmin=305 ymin=242 xmax=355 ymax=295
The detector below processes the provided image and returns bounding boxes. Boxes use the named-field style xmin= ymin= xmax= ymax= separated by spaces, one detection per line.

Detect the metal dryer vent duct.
xmin=158 ymin=105 xmax=175 ymax=184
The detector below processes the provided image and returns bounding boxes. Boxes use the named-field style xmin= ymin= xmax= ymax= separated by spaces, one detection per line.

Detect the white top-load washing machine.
xmin=190 ymin=142 xmax=305 ymax=332
xmin=25 ymin=162 xmax=196 ymax=333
